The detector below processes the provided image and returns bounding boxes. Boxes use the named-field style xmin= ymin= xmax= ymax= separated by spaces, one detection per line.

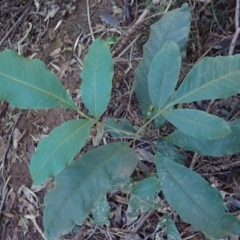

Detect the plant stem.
xmin=136 ymin=107 xmax=169 ymax=135
xmin=75 ymin=108 xmax=93 ymax=120
xmin=229 ymin=0 xmax=240 ymax=56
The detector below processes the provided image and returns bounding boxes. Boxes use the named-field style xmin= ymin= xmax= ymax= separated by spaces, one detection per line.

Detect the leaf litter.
xmin=0 ymin=0 xmax=240 ymax=239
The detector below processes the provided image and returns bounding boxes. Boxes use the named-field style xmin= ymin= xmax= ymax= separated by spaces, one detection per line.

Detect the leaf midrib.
xmin=33 ymin=120 xmax=91 ymax=182
xmin=93 ymin=47 xmax=101 ymax=118
xmin=158 ymin=157 xmax=224 ymax=223
xmin=164 ymin=110 xmax=226 ymax=133
xmin=0 ymin=72 xmax=75 ymax=109
xmin=171 ymin=68 xmax=240 ymax=105
xmin=46 ymin=144 xmax=132 ymax=227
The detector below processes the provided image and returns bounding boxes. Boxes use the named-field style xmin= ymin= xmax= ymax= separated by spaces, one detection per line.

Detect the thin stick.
xmin=134 ymin=8 xmax=150 ymax=25
xmin=112 ymin=8 xmax=149 ymax=57
xmin=205 ymin=99 xmax=215 ymax=113
xmin=229 ymin=0 xmax=240 ymax=56
xmin=132 ymin=211 xmax=152 ymax=234
xmin=190 ymin=152 xmax=199 ymax=170
xmin=86 ymin=0 xmax=95 ymax=41
xmin=0 ymin=112 xmax=21 ymax=215
xmin=117 ymin=34 xmax=141 ymax=58
xmin=235 ymin=0 xmax=240 ymax=29
xmin=1 ymin=112 xmax=21 ymax=181
xmin=0 ymin=0 xmax=33 ymax=47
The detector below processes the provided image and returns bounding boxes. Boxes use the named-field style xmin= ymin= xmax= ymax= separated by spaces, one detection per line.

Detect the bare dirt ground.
xmin=0 ymin=0 xmax=240 ymax=239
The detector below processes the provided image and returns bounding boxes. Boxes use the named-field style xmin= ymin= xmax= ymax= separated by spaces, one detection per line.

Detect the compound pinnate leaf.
xmin=163 ymin=109 xmax=231 ymax=140
xmin=134 ymin=3 xmax=190 ymax=118
xmin=0 ymin=50 xmax=76 ymax=110
xmin=43 ymin=142 xmax=138 ymax=240
xmin=81 ymin=38 xmax=114 ymax=119
xmin=171 ymin=55 xmax=240 ymax=104
xmin=155 ymin=153 xmax=240 ymax=239
xmin=167 ymin=119 xmax=240 ymax=156
xmin=148 ymin=41 xmax=181 ymax=110
xmin=30 ymin=119 xmax=92 ymax=185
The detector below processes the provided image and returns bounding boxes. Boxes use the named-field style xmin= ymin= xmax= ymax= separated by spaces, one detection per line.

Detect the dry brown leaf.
xmin=114 ymin=204 xmax=123 ymax=226
xmin=48 ymin=4 xmax=60 ymax=18
xmin=136 ymin=148 xmax=154 ymax=163
xmin=18 ymin=186 xmax=39 ymax=209
xmin=58 ymin=62 xmax=70 ymax=80
xmin=13 ymin=128 xmax=21 ymax=150
xmin=78 ymin=43 xmax=85 ymax=57
xmin=18 ymin=216 xmax=29 ymax=235
xmin=92 ymin=123 xmax=104 ymax=147
xmin=2 ymin=211 xmax=15 ymax=218
xmin=49 ymin=48 xmax=61 ymax=57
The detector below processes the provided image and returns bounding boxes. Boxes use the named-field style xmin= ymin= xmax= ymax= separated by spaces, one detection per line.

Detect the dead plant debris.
xmin=0 ymin=0 xmax=240 ymax=239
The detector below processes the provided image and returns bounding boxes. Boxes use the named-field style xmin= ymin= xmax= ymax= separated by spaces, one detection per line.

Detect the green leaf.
xmin=128 ymin=176 xmax=161 ymax=217
xmin=163 ymin=109 xmax=231 ymax=140
xmin=106 ymin=36 xmax=118 ymax=45
xmin=156 ymin=139 xmax=184 ymax=165
xmin=131 ymin=176 xmax=160 ymax=197
xmin=0 ymin=50 xmax=77 ymax=110
xmin=91 ymin=195 xmax=110 ymax=227
xmin=81 ymin=38 xmax=114 ymax=119
xmin=43 ymin=142 xmax=138 ymax=240
xmin=155 ymin=153 xmax=240 ymax=239
xmin=148 ymin=41 xmax=181 ymax=110
xmin=121 ymin=178 xmax=136 ymax=193
xmin=103 ymin=118 xmax=136 ymax=137
xmin=128 ymin=194 xmax=160 ymax=218
xmin=160 ymin=215 xmax=182 ymax=240
xmin=167 ymin=119 xmax=240 ymax=156
xmin=171 ymin=55 xmax=240 ymax=104
xmin=134 ymin=3 xmax=191 ymax=118
xmin=154 ymin=114 xmax=166 ymax=127
xmin=30 ymin=119 xmax=92 ymax=185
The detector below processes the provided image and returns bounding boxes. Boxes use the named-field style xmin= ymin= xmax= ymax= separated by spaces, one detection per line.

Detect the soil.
xmin=0 ymin=0 xmax=240 ymax=239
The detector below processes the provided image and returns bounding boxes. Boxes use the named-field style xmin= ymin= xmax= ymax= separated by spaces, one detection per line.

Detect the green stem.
xmin=65 ymin=102 xmax=94 ymax=121
xmin=136 ymin=101 xmax=178 ymax=135
xmin=75 ymin=108 xmax=93 ymax=121
xmin=136 ymin=111 xmax=164 ymax=135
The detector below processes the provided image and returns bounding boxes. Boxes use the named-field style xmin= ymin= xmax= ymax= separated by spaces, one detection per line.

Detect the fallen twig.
xmin=86 ymin=0 xmax=95 ymax=41
xmin=0 ymin=111 xmax=21 ymax=215
xmin=112 ymin=8 xmax=149 ymax=57
xmin=0 ymin=0 xmax=33 ymax=47
xmin=229 ymin=0 xmax=240 ymax=56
